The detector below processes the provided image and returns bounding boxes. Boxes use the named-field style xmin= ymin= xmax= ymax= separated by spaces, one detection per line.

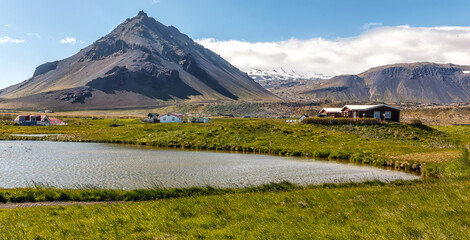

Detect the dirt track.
xmin=0 ymin=201 xmax=123 ymax=209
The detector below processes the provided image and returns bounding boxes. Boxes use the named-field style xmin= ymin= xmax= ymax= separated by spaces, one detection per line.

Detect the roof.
xmin=49 ymin=117 xmax=66 ymax=125
xmin=170 ymin=113 xmax=183 ymax=118
xmin=148 ymin=113 xmax=159 ymax=117
xmin=162 ymin=113 xmax=183 ymax=118
xmin=14 ymin=115 xmax=48 ymax=121
xmin=319 ymin=108 xmax=343 ymax=113
xmin=341 ymin=104 xmax=402 ymax=111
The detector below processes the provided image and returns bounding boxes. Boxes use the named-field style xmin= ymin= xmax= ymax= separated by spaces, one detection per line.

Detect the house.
xmin=188 ymin=117 xmax=210 ymax=123
xmin=160 ymin=113 xmax=183 ymax=123
xmin=146 ymin=113 xmax=160 ymax=123
xmin=14 ymin=115 xmax=51 ymax=126
xmin=318 ymin=108 xmax=343 ymax=117
xmin=299 ymin=114 xmax=308 ymax=122
xmin=318 ymin=104 xmax=402 ymax=122
xmin=196 ymin=117 xmax=210 ymax=123
xmin=341 ymin=104 xmax=402 ymax=122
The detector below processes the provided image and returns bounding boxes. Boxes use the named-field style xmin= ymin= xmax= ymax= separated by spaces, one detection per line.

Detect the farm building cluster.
xmin=14 ymin=115 xmax=66 ymax=126
xmin=144 ymin=113 xmax=210 ymax=123
xmin=318 ymin=104 xmax=402 ymax=122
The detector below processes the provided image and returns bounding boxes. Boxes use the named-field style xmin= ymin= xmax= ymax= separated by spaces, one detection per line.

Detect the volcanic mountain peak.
xmin=0 ymin=11 xmax=277 ymax=110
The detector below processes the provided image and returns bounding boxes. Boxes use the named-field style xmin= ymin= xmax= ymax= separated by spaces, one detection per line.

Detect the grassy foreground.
xmin=0 ymin=171 xmax=469 ymax=239
xmin=0 ymin=117 xmax=469 ymax=239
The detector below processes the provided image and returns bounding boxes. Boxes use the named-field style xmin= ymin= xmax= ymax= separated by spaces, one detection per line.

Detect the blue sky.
xmin=1 ymin=0 xmax=470 ymax=88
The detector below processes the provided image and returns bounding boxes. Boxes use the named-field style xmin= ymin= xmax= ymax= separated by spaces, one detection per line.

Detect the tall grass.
xmin=0 ymin=177 xmax=469 ymax=239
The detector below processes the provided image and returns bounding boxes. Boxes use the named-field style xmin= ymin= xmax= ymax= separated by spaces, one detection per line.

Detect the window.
xmin=172 ymin=117 xmax=175 ymax=121
xmin=373 ymin=111 xmax=380 ymax=119
xmin=385 ymin=111 xmax=391 ymax=119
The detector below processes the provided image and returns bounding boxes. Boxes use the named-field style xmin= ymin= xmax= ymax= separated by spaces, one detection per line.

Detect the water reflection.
xmin=0 ymin=141 xmax=420 ymax=189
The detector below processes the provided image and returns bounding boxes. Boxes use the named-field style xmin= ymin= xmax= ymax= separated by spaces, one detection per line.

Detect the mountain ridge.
xmin=300 ymin=62 xmax=470 ymax=104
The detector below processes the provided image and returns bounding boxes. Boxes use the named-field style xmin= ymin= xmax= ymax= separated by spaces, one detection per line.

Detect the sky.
xmin=1 ymin=0 xmax=470 ymax=89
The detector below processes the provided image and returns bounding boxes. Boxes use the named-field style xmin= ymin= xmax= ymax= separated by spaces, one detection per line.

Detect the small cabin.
xmin=196 ymin=117 xmax=210 ymax=123
xmin=188 ymin=117 xmax=210 ymax=123
xmin=299 ymin=114 xmax=308 ymax=122
xmin=319 ymin=108 xmax=343 ymax=118
xmin=340 ymin=104 xmax=402 ymax=122
xmin=160 ymin=113 xmax=183 ymax=123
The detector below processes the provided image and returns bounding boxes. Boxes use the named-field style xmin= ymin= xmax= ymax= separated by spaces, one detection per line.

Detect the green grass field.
xmin=0 ymin=116 xmax=469 ymax=239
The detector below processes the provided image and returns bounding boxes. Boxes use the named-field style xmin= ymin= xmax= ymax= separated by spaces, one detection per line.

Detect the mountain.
xmin=247 ymin=68 xmax=329 ymax=101
xmin=0 ymin=11 xmax=278 ymax=110
xmin=248 ymin=68 xmax=330 ymax=82
xmin=300 ymin=62 xmax=470 ymax=104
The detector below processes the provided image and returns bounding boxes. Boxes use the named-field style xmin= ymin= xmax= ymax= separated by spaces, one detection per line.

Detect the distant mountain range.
xmin=300 ymin=62 xmax=470 ymax=104
xmin=247 ymin=68 xmax=329 ymax=101
xmin=0 ymin=11 xmax=278 ymax=110
xmin=248 ymin=68 xmax=330 ymax=82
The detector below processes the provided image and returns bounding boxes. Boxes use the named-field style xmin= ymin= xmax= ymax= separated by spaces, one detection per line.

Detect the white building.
xmin=299 ymin=114 xmax=308 ymax=122
xmin=160 ymin=113 xmax=183 ymax=123
xmin=194 ymin=117 xmax=210 ymax=123
xmin=14 ymin=115 xmax=51 ymax=126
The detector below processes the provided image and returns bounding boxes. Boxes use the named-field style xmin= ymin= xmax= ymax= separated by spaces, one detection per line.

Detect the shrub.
xmin=301 ymin=117 xmax=382 ymax=126
xmin=410 ymin=119 xmax=423 ymax=126
xmin=0 ymin=193 xmax=7 ymax=203
xmin=421 ymin=164 xmax=440 ymax=178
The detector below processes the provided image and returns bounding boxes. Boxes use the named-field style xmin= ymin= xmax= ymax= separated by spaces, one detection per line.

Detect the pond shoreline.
xmin=2 ymin=135 xmax=424 ymax=174
xmin=0 ymin=180 xmax=422 ymax=204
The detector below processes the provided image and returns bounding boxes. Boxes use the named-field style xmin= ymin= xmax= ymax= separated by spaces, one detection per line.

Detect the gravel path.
xmin=0 ymin=201 xmax=124 ymax=209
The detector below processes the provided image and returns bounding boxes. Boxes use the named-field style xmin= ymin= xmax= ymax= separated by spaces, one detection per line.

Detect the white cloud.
xmin=59 ymin=37 xmax=77 ymax=44
xmin=361 ymin=22 xmax=382 ymax=30
xmin=0 ymin=36 xmax=26 ymax=44
xmin=80 ymin=40 xmax=85 ymax=44
xmin=27 ymin=33 xmax=41 ymax=38
xmin=4 ymin=24 xmax=11 ymax=27
xmin=197 ymin=26 xmax=470 ymax=76
xmin=152 ymin=0 xmax=161 ymax=4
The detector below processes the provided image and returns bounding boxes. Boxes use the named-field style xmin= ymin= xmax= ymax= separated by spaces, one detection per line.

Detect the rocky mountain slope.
xmin=300 ymin=62 xmax=470 ymax=104
xmin=0 ymin=11 xmax=278 ymax=110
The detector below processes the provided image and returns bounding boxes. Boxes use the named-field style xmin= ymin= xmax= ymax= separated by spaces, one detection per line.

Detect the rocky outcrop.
xmin=32 ymin=61 xmax=59 ymax=78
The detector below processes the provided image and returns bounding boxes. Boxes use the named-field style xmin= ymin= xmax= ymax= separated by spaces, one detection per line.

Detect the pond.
xmin=0 ymin=141 xmax=420 ymax=189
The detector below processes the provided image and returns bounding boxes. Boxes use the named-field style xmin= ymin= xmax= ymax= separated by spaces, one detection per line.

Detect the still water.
xmin=0 ymin=141 xmax=420 ymax=189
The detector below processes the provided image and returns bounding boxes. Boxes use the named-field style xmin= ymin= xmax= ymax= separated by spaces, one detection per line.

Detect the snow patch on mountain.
xmin=248 ymin=68 xmax=330 ymax=81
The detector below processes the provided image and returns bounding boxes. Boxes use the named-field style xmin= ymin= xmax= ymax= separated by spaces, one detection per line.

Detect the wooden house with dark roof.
xmin=340 ymin=104 xmax=402 ymax=122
